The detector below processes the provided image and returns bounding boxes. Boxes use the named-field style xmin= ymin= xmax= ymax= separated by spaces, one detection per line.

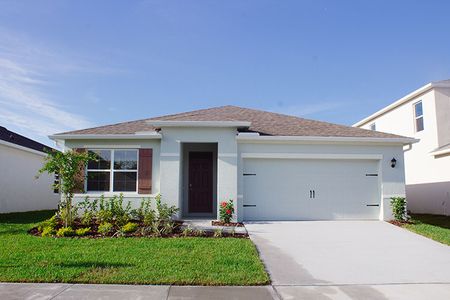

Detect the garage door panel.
xmin=243 ymin=158 xmax=380 ymax=221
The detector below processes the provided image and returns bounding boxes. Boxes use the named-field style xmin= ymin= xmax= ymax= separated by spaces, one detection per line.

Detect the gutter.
xmin=49 ymin=133 xmax=162 ymax=141
xmin=236 ymin=133 xmax=418 ymax=145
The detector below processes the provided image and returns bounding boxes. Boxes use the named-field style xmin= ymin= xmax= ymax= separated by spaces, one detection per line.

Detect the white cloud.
xmin=0 ymin=28 xmax=112 ymax=146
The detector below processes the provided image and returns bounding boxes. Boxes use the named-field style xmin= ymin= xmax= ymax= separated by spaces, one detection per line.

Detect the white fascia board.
xmin=353 ymin=82 xmax=438 ymax=127
xmin=0 ymin=139 xmax=47 ymax=157
xmin=49 ymin=133 xmax=162 ymax=140
xmin=430 ymin=148 xmax=450 ymax=157
xmin=236 ymin=134 xmax=418 ymax=145
xmin=241 ymin=153 xmax=383 ymax=160
xmin=146 ymin=120 xmax=251 ymax=128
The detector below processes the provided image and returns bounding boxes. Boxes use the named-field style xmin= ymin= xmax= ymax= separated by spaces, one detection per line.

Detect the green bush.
xmin=56 ymin=227 xmax=75 ymax=237
xmin=37 ymin=215 xmax=58 ymax=232
xmin=131 ymin=198 xmax=155 ymax=226
xmin=75 ymin=227 xmax=91 ymax=236
xmin=390 ymin=197 xmax=408 ymax=221
xmin=41 ymin=226 xmax=55 ymax=237
xmin=78 ymin=196 xmax=98 ymax=225
xmin=121 ymin=222 xmax=138 ymax=233
xmin=98 ymin=222 xmax=113 ymax=235
xmin=96 ymin=194 xmax=131 ymax=226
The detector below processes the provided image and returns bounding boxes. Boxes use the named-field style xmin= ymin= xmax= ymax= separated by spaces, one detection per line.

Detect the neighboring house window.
xmin=414 ymin=101 xmax=424 ymax=132
xmin=370 ymin=123 xmax=376 ymax=131
xmin=86 ymin=149 xmax=138 ymax=192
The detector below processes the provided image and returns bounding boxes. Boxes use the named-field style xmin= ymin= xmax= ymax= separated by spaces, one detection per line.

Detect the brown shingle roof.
xmin=56 ymin=105 xmax=403 ymax=138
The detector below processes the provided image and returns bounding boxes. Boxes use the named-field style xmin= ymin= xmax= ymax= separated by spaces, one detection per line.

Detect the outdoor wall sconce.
xmin=391 ymin=158 xmax=397 ymax=168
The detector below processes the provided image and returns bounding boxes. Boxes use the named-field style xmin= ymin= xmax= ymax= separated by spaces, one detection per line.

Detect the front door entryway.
xmin=188 ymin=151 xmax=213 ymax=213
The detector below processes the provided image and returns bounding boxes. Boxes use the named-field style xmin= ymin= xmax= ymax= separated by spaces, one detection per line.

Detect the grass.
xmin=0 ymin=210 xmax=269 ymax=285
xmin=403 ymin=214 xmax=450 ymax=246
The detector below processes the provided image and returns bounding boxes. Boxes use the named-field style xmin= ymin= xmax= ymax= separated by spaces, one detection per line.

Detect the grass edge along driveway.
xmin=0 ymin=210 xmax=269 ymax=285
xmin=402 ymin=214 xmax=450 ymax=246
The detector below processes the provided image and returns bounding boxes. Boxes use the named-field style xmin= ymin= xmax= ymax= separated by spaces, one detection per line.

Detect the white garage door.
xmin=243 ymin=158 xmax=380 ymax=221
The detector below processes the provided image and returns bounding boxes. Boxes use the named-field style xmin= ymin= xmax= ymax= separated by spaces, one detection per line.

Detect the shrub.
xmin=75 ymin=227 xmax=91 ymax=236
xmin=219 ymin=200 xmax=234 ymax=223
xmin=155 ymin=194 xmax=179 ymax=223
xmin=56 ymin=227 xmax=75 ymax=237
xmin=182 ymin=226 xmax=193 ymax=237
xmin=98 ymin=222 xmax=113 ymax=235
xmin=37 ymin=215 xmax=58 ymax=232
xmin=131 ymin=198 xmax=155 ymax=226
xmin=96 ymin=194 xmax=131 ymax=226
xmin=213 ymin=229 xmax=223 ymax=238
xmin=121 ymin=222 xmax=138 ymax=233
xmin=194 ymin=229 xmax=205 ymax=237
xmin=78 ymin=196 xmax=98 ymax=225
xmin=41 ymin=226 xmax=55 ymax=237
xmin=390 ymin=197 xmax=408 ymax=221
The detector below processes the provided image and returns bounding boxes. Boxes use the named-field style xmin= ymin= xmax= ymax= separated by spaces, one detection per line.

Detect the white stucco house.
xmin=50 ymin=106 xmax=416 ymax=221
xmin=0 ymin=126 xmax=60 ymax=213
xmin=354 ymin=80 xmax=450 ymax=216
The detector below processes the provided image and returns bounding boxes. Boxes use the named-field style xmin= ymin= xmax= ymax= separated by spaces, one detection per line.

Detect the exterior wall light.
xmin=391 ymin=158 xmax=397 ymax=168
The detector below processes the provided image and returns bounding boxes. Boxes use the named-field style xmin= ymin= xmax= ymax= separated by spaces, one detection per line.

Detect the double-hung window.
xmin=414 ymin=101 xmax=424 ymax=132
xmin=86 ymin=149 xmax=138 ymax=192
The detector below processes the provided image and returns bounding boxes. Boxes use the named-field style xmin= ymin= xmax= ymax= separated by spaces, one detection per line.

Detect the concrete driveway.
xmin=246 ymin=221 xmax=450 ymax=299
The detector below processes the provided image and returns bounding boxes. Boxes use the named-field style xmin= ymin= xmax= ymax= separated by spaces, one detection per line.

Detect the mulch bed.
xmin=211 ymin=221 xmax=244 ymax=227
xmin=29 ymin=219 xmax=248 ymax=239
xmin=388 ymin=220 xmax=412 ymax=227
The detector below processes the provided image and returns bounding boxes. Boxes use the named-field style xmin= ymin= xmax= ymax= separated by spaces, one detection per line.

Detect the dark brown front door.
xmin=188 ymin=151 xmax=213 ymax=213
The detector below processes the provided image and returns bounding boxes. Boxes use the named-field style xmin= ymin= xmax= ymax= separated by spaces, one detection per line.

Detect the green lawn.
xmin=403 ymin=214 xmax=450 ymax=246
xmin=0 ymin=210 xmax=269 ymax=285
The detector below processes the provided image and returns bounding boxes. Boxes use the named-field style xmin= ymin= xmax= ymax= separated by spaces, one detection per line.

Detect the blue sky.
xmin=1 ymin=0 xmax=449 ymax=146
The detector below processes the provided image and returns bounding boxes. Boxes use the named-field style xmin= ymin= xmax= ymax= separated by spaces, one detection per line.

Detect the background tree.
xmin=37 ymin=150 xmax=96 ymax=227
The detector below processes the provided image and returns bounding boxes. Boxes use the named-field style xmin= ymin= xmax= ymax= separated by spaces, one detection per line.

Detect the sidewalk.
xmin=0 ymin=283 xmax=279 ymax=300
xmin=2 ymin=282 xmax=450 ymax=299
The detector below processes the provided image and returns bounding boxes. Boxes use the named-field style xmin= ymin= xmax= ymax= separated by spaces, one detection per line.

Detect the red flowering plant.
xmin=219 ymin=200 xmax=234 ymax=223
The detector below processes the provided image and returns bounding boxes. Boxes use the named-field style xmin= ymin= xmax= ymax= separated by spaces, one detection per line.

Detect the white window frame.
xmin=413 ymin=101 xmax=424 ymax=132
xmin=85 ymin=149 xmax=139 ymax=193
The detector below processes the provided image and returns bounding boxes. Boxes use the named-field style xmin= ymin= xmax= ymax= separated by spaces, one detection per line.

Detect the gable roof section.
xmin=0 ymin=126 xmax=54 ymax=153
xmin=354 ymin=79 xmax=450 ymax=127
xmin=55 ymin=105 xmax=405 ymax=139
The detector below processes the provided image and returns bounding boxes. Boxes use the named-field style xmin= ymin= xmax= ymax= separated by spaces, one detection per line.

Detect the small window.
xmin=414 ymin=101 xmax=424 ymax=132
xmin=86 ymin=149 xmax=138 ymax=193
xmin=370 ymin=123 xmax=376 ymax=131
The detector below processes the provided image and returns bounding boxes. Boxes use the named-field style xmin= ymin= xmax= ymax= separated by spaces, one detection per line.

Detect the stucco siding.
xmin=0 ymin=143 xmax=59 ymax=213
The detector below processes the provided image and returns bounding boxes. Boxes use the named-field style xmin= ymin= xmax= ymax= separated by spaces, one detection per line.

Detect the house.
xmin=0 ymin=126 xmax=60 ymax=213
xmin=354 ymin=80 xmax=450 ymax=216
xmin=50 ymin=106 xmax=416 ymax=221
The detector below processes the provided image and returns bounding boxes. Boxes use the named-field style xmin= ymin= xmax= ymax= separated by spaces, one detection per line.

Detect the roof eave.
xmin=49 ymin=133 xmax=162 ymax=141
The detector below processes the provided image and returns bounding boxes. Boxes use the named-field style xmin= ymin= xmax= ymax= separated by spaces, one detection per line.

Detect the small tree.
xmin=37 ymin=150 xmax=95 ymax=227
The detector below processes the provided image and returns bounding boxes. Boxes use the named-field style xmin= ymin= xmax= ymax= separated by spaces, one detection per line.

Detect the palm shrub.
xmin=37 ymin=150 xmax=96 ymax=227
xmin=390 ymin=197 xmax=408 ymax=221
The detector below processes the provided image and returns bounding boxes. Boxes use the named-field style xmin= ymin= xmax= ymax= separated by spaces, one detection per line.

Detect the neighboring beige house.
xmin=0 ymin=126 xmax=60 ymax=213
xmin=354 ymin=80 xmax=450 ymax=216
xmin=50 ymin=105 xmax=415 ymax=221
